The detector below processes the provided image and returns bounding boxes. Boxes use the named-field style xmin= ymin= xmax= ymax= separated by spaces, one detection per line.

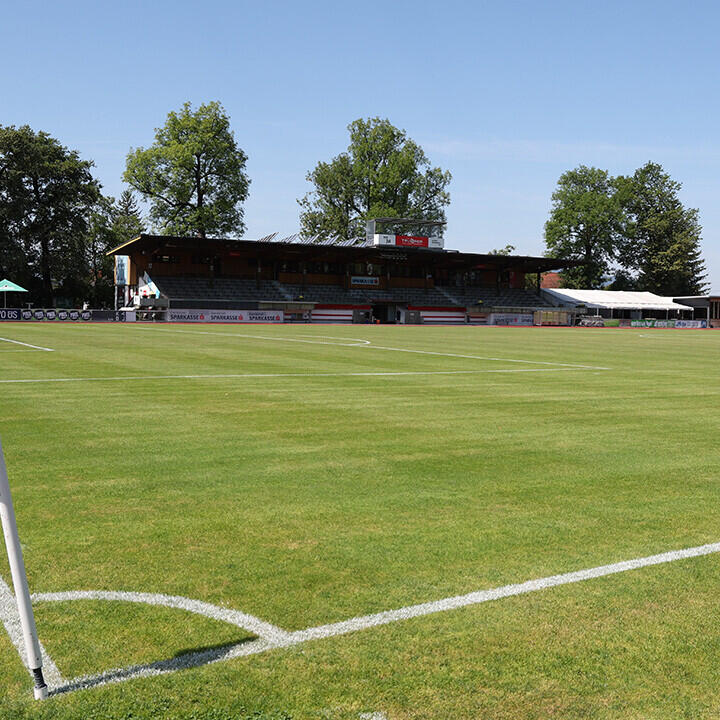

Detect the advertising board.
xmin=166 ymin=309 xmax=284 ymax=323
xmin=490 ymin=312 xmax=534 ymax=326
xmin=0 ymin=309 xmax=21 ymax=322
xmin=630 ymin=319 xmax=708 ymax=329
xmin=675 ymin=319 xmax=707 ymax=328
xmin=0 ymin=309 xmax=134 ymax=322
xmin=395 ymin=235 xmax=429 ymax=248
xmin=372 ymin=234 xmax=444 ymax=250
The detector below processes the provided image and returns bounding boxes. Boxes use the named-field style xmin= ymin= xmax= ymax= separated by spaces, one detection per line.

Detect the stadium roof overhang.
xmin=106 ymin=234 xmax=577 ymax=274
xmin=543 ymin=288 xmax=694 ymax=311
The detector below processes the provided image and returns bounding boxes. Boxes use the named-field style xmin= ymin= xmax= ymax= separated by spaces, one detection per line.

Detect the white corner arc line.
xmin=33 ymin=540 xmax=720 ymax=696
xmin=0 ymin=576 xmax=64 ymax=687
xmin=0 ymin=337 xmax=54 ymax=352
xmin=30 ymin=590 xmax=291 ymax=645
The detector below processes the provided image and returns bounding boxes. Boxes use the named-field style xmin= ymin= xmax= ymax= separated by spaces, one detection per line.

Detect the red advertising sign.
xmin=395 ymin=234 xmax=429 ymax=247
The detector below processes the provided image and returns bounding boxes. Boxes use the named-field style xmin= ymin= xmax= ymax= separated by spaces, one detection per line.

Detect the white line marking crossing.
xmin=0 ymin=337 xmax=54 ymax=352
xmin=24 ymin=539 xmax=720 ymax=696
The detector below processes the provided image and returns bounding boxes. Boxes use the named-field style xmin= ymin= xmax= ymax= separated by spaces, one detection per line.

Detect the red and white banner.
xmin=408 ymin=306 xmax=466 ymax=324
xmin=311 ymin=308 xmax=354 ymax=323
xmin=372 ymin=233 xmax=444 ymax=249
xmin=395 ymin=234 xmax=429 ymax=248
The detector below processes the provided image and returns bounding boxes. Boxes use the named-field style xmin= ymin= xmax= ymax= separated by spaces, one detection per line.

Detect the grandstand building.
xmin=108 ymin=231 xmax=575 ymax=325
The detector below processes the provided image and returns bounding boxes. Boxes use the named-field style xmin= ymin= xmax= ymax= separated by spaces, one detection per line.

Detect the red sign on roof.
xmin=395 ymin=235 xmax=429 ymax=248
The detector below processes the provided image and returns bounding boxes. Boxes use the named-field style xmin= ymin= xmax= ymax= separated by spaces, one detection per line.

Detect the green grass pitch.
xmin=1 ymin=323 xmax=720 ymax=719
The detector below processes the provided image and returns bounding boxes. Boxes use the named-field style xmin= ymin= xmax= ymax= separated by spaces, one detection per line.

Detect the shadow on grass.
xmin=50 ymin=635 xmax=261 ymax=697
xmin=173 ymin=636 xmax=256 ymax=658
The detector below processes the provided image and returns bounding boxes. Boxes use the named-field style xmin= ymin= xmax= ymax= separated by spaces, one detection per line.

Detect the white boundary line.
xmin=364 ymin=344 xmax=607 ymax=370
xmin=0 ymin=367 xmax=597 ymax=385
xmin=0 ymin=337 xmax=54 ymax=352
xmin=133 ymin=327 xmax=372 ymax=347
xmin=14 ymin=540 xmax=720 ymax=696
xmin=0 ymin=576 xmax=64 ymax=687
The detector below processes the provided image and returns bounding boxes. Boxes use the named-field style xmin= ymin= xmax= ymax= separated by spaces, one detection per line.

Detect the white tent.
xmin=542 ymin=288 xmax=693 ymax=312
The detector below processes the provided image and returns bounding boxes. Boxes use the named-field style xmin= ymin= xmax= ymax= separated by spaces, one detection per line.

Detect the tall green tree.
xmin=113 ymin=189 xmax=145 ymax=244
xmin=544 ymin=165 xmax=625 ymax=288
xmin=299 ymin=118 xmax=451 ymax=241
xmin=0 ymin=124 xmax=101 ymax=305
xmin=616 ymin=162 xmax=707 ymax=295
xmin=83 ymin=196 xmax=125 ymax=308
xmin=124 ymin=101 xmax=249 ymax=238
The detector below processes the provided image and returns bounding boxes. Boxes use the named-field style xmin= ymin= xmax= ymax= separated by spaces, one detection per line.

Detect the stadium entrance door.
xmin=372 ymin=303 xmax=406 ymax=324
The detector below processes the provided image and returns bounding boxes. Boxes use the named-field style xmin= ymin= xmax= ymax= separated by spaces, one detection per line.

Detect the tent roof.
xmin=0 ymin=279 xmax=27 ymax=292
xmin=543 ymin=288 xmax=693 ymax=311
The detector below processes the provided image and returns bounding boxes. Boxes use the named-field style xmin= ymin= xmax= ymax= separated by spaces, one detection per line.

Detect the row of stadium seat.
xmin=151 ymin=276 xmax=551 ymax=308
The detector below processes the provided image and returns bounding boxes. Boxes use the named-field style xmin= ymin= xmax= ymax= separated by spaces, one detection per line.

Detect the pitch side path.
xmin=1 ymin=324 xmax=720 ymax=720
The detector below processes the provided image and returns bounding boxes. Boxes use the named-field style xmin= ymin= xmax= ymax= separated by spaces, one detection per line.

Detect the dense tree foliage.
xmin=544 ymin=163 xmax=707 ymax=294
xmin=615 ymin=162 xmax=707 ymax=295
xmin=82 ymin=192 xmax=146 ymax=307
xmin=0 ymin=125 xmax=101 ymax=305
xmin=299 ymin=118 xmax=451 ymax=241
xmin=124 ymin=101 xmax=249 ymax=239
xmin=544 ymin=166 xmax=626 ymax=288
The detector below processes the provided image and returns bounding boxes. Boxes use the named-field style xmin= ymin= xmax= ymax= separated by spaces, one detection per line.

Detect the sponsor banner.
xmin=630 ymin=319 xmax=673 ymax=328
xmin=395 ymin=234 xmax=429 ymax=248
xmin=490 ymin=312 xmax=534 ymax=326
xmin=167 ymin=309 xmax=284 ymax=323
xmin=373 ymin=233 xmax=443 ymax=249
xmin=4 ymin=309 xmax=133 ymax=322
xmin=115 ymin=255 xmax=130 ymax=285
xmin=350 ymin=276 xmax=380 ymax=286
xmin=675 ymin=319 xmax=707 ymax=329
xmin=630 ymin=319 xmax=707 ymax=329
xmin=0 ymin=308 xmax=22 ymax=322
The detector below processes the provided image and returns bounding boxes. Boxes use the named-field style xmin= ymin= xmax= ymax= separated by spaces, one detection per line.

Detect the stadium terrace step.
xmin=150 ymin=276 xmax=550 ymax=310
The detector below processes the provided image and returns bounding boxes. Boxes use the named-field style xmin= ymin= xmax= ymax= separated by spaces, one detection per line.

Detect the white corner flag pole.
xmin=0 ymin=438 xmax=48 ymax=700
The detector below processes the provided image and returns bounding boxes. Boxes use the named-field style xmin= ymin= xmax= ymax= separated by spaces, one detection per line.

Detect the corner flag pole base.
xmin=0 ymin=438 xmax=47 ymax=700
xmin=33 ymin=668 xmax=48 ymax=700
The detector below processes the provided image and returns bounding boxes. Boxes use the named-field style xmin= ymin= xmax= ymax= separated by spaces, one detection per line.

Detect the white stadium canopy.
xmin=543 ymin=289 xmax=694 ymax=311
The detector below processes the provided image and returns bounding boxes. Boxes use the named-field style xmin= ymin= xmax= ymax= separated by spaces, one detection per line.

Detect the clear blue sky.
xmin=3 ymin=0 xmax=718 ymax=290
